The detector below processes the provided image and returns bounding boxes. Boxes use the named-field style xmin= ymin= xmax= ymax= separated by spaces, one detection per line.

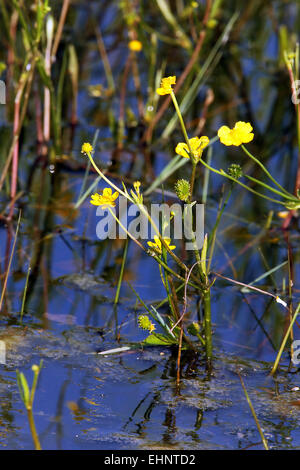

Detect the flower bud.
xmin=174 ymin=179 xmax=191 ymax=202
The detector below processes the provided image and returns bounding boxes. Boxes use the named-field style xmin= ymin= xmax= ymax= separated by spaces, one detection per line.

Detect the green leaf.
xmin=16 ymin=371 xmax=30 ymax=406
xmin=16 ymin=370 xmax=25 ymax=403
xmin=201 ymin=234 xmax=208 ymax=275
xmin=36 ymin=59 xmax=53 ymax=90
xmin=150 ymin=306 xmax=176 ymax=338
xmin=142 ymin=332 xmax=177 ymax=346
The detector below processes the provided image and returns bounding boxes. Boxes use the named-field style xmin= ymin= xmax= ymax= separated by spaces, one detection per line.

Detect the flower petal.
xmin=198 ymin=136 xmax=210 ymax=148
xmin=234 ymin=121 xmax=253 ymax=133
xmin=103 ymin=187 xmax=112 ymax=197
xmin=175 ymin=142 xmax=190 ymax=159
xmin=217 ymin=126 xmax=231 ymax=138
xmin=156 ymin=87 xmax=167 ymax=95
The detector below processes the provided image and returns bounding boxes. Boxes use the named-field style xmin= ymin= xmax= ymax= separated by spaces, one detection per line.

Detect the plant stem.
xmin=114 ymin=239 xmax=129 ymax=305
xmin=270 ymin=302 xmax=300 ymax=376
xmin=27 ymin=409 xmax=41 ymax=450
xmin=51 ymin=0 xmax=70 ymax=62
xmin=241 ymin=145 xmax=296 ymax=197
xmin=199 ymin=156 xmax=287 ymax=206
xmin=207 ymin=187 xmax=232 ymax=272
xmin=170 ymin=90 xmax=194 ymax=159
xmin=86 ymin=152 xmax=131 ymax=200
xmin=244 ymin=174 xmax=299 ymax=201
xmin=107 ymin=207 xmax=144 ymax=251
xmin=203 ymin=288 xmax=212 ymax=371
xmin=189 ymin=163 xmax=197 ymax=200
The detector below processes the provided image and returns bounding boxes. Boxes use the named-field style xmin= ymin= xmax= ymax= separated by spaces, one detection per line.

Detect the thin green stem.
xmin=241 ymin=145 xmax=292 ymax=197
xmin=27 ymin=409 xmax=41 ymax=450
xmin=86 ymin=152 xmax=132 ymax=201
xmin=203 ymin=288 xmax=212 ymax=371
xmin=107 ymin=207 xmax=145 ymax=251
xmin=114 ymin=239 xmax=129 ymax=305
xmin=170 ymin=90 xmax=194 ymax=161
xmin=244 ymin=174 xmax=299 ymax=201
xmin=207 ymin=188 xmax=232 ymax=273
xmin=270 ymin=302 xmax=300 ymax=376
xmin=153 ymin=255 xmax=199 ymax=289
xmin=189 ymin=163 xmax=197 ymax=201
xmin=199 ymin=156 xmax=287 ymax=206
xmin=158 ymin=261 xmax=167 ymax=289
xmin=161 ymin=246 xmax=179 ymax=321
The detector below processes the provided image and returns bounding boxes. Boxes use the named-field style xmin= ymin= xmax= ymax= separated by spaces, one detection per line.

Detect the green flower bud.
xmin=228 ymin=163 xmax=243 ymax=180
xmin=174 ymin=179 xmax=191 ymax=202
xmin=187 ymin=322 xmax=201 ymax=336
xmin=138 ymin=315 xmax=155 ymax=333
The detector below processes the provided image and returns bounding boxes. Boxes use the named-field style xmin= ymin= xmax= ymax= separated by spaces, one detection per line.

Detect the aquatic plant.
xmin=16 ymin=361 xmax=43 ymax=450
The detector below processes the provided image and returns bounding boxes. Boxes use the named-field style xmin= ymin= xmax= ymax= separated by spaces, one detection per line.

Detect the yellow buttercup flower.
xmin=133 ymin=181 xmax=141 ymax=193
xmin=128 ymin=40 xmax=142 ymax=52
xmin=175 ymin=136 xmax=209 ymax=161
xmin=131 ymin=181 xmax=143 ymax=204
xmin=147 ymin=235 xmax=176 ymax=255
xmin=156 ymin=76 xmax=176 ymax=95
xmin=218 ymin=122 xmax=254 ymax=146
xmin=90 ymin=188 xmax=119 ymax=208
xmin=81 ymin=142 xmax=94 ymax=155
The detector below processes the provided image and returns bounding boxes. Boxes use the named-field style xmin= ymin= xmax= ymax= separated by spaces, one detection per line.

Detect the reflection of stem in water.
xmin=24 ymin=168 xmax=57 ymax=312
xmin=0 ymin=211 xmax=22 ymax=313
xmin=20 ymin=265 xmax=31 ymax=324
xmin=238 ymin=371 xmax=269 ymax=451
xmin=162 ymin=407 xmax=177 ymax=445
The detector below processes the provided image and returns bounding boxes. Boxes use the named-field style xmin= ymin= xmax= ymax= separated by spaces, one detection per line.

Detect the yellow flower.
xmin=175 ymin=136 xmax=209 ymax=161
xmin=81 ymin=142 xmax=94 ymax=154
xmin=218 ymin=122 xmax=254 ymax=146
xmin=147 ymin=235 xmax=176 ymax=255
xmin=156 ymin=76 xmax=176 ymax=95
xmin=131 ymin=181 xmax=143 ymax=204
xmin=133 ymin=181 xmax=141 ymax=193
xmin=90 ymin=188 xmax=119 ymax=208
xmin=128 ymin=40 xmax=142 ymax=52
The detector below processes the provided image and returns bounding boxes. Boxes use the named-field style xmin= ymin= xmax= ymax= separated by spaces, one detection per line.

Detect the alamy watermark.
xmin=0 ymin=340 xmax=5 ymax=365
xmin=0 ymin=80 xmax=6 ymax=104
xmin=292 ymin=80 xmax=300 ymax=105
xmin=292 ymin=340 xmax=300 ymax=365
xmin=95 ymin=198 xmax=205 ymax=250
